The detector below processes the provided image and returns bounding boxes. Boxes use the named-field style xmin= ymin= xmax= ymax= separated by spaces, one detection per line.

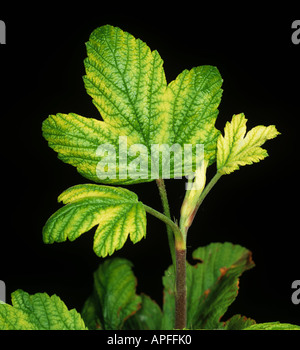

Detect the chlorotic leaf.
xmin=167 ymin=65 xmax=222 ymax=164
xmin=42 ymin=25 xmax=223 ymax=184
xmin=161 ymin=242 xmax=254 ymax=330
xmin=217 ymin=113 xmax=280 ymax=175
xmin=42 ymin=113 xmax=140 ymax=185
xmin=0 ymin=303 xmax=35 ymax=330
xmin=245 ymin=322 xmax=300 ymax=330
xmin=84 ymin=25 xmax=168 ymax=147
xmin=42 ymin=184 xmax=146 ymax=257
xmin=81 ymin=258 xmax=141 ymax=330
xmin=0 ymin=290 xmax=87 ymax=330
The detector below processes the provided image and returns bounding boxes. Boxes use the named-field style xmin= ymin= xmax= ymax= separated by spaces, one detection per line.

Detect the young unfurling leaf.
xmin=217 ymin=113 xmax=280 ymax=175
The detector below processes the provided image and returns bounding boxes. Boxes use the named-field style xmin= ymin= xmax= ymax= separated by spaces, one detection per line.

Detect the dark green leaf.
xmin=162 ymin=242 xmax=254 ymax=330
xmin=124 ymin=294 xmax=162 ymax=330
xmin=82 ymin=258 xmax=141 ymax=330
xmin=219 ymin=314 xmax=256 ymax=330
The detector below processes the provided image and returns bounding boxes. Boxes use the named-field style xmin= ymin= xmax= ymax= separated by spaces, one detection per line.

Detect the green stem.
xmin=196 ymin=172 xmax=222 ymax=210
xmin=143 ymin=204 xmax=183 ymax=244
xmin=156 ymin=179 xmax=176 ymax=267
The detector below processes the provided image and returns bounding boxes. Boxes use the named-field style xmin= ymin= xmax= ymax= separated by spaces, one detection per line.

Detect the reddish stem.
xmin=175 ymin=248 xmax=187 ymax=329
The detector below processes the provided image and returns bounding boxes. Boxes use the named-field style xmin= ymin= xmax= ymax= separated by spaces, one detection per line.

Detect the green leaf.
xmin=161 ymin=265 xmax=176 ymax=330
xmin=161 ymin=242 xmax=254 ymax=330
xmin=217 ymin=113 xmax=280 ymax=175
xmin=245 ymin=322 xmax=300 ymax=330
xmin=42 ymin=25 xmax=222 ymax=184
xmin=42 ymin=184 xmax=146 ymax=257
xmin=219 ymin=314 xmax=256 ymax=330
xmin=81 ymin=258 xmax=141 ymax=330
xmin=124 ymin=294 xmax=162 ymax=330
xmin=0 ymin=290 xmax=87 ymax=330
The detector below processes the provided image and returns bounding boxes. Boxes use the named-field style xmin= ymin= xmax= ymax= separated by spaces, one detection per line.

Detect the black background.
xmin=0 ymin=4 xmax=300 ymax=330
